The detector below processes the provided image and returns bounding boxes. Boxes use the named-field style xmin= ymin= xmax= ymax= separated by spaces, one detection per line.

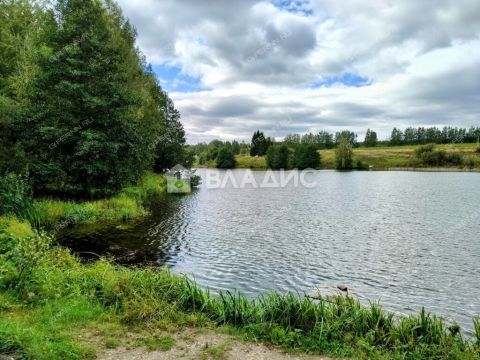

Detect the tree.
xmin=232 ymin=140 xmax=241 ymax=155
xmin=0 ymin=0 xmax=43 ymax=174
xmin=250 ymin=130 xmax=269 ymax=156
xmin=315 ymin=131 xmax=334 ymax=149
xmin=335 ymin=137 xmax=353 ymax=169
xmin=153 ymin=94 xmax=190 ymax=172
xmin=293 ymin=144 xmax=320 ymax=169
xmin=335 ymin=131 xmax=357 ymax=147
xmin=284 ymin=133 xmax=301 ymax=145
xmin=216 ymin=147 xmax=236 ymax=169
xmin=390 ymin=128 xmax=403 ymax=146
xmin=364 ymin=129 xmax=378 ymax=147
xmin=266 ymin=144 xmax=290 ymax=169
xmin=14 ymin=0 xmax=165 ymax=196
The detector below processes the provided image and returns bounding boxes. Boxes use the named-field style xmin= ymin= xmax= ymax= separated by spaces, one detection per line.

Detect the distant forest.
xmin=190 ymin=126 xmax=480 ymax=157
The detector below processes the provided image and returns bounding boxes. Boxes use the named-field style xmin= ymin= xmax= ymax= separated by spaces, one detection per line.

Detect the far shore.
xmin=196 ymin=143 xmax=480 ymax=172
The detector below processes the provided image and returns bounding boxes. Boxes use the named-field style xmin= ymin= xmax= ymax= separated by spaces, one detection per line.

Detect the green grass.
xmin=1 ymin=216 xmax=480 ymax=359
xmin=145 ymin=334 xmax=176 ymax=352
xmin=234 ymin=155 xmax=268 ymax=169
xmin=228 ymin=143 xmax=480 ymax=170
xmin=33 ymin=173 xmax=166 ymax=229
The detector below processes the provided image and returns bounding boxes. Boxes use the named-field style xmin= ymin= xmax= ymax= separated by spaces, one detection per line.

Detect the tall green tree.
xmin=315 ymin=131 xmax=334 ymax=149
xmin=390 ymin=128 xmax=403 ymax=146
xmin=153 ymin=94 xmax=191 ymax=171
xmin=17 ymin=0 xmax=161 ymax=195
xmin=364 ymin=129 xmax=378 ymax=147
xmin=335 ymin=131 xmax=357 ymax=147
xmin=250 ymin=130 xmax=270 ymax=156
xmin=266 ymin=144 xmax=290 ymax=169
xmin=0 ymin=0 xmax=42 ymax=174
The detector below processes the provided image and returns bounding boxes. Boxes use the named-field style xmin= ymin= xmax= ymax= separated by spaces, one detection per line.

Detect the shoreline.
xmin=1 ymin=176 xmax=480 ymax=359
xmin=197 ymin=165 xmax=480 ymax=172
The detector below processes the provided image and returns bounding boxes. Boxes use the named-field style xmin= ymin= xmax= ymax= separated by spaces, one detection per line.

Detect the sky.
xmin=117 ymin=0 xmax=480 ymax=143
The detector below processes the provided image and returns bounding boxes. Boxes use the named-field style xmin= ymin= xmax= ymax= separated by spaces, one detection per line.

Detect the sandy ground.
xmin=95 ymin=328 xmax=334 ymax=360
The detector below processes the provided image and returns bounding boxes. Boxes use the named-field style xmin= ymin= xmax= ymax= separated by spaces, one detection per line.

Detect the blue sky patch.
xmin=311 ymin=73 xmax=371 ymax=88
xmin=272 ymin=0 xmax=313 ymax=16
xmin=153 ymin=64 xmax=207 ymax=93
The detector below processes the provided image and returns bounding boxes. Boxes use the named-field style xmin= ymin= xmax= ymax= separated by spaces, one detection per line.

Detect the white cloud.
xmin=117 ymin=0 xmax=480 ymax=143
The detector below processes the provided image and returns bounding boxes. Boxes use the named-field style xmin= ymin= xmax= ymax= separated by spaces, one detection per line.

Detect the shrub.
xmin=415 ymin=144 xmax=435 ymax=156
xmin=415 ymin=145 xmax=463 ymax=167
xmin=476 ymin=145 xmax=480 ymax=153
xmin=215 ymin=147 xmax=236 ymax=169
xmin=292 ymin=145 xmax=320 ymax=170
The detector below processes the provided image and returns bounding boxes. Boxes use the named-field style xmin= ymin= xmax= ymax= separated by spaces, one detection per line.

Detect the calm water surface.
xmin=60 ymin=170 xmax=480 ymax=331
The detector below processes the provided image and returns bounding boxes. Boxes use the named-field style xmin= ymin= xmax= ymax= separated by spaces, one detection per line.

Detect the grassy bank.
xmin=19 ymin=173 xmax=166 ymax=230
xmin=223 ymin=143 xmax=480 ymax=170
xmin=1 ymin=214 xmax=480 ymax=359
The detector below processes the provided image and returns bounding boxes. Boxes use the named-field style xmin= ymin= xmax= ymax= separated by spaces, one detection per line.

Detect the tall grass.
xmin=0 ymin=173 xmax=40 ymax=227
xmin=33 ymin=173 xmax=167 ymax=228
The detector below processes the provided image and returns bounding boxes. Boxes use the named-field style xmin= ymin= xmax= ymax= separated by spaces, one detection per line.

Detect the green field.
xmin=229 ymin=143 xmax=480 ymax=170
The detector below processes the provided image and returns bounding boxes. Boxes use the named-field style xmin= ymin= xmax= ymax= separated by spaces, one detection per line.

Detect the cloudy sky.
xmin=117 ymin=0 xmax=480 ymax=143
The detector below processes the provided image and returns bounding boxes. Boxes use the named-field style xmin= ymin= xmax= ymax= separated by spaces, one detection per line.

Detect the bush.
xmin=215 ymin=147 xmax=236 ymax=169
xmin=414 ymin=145 xmax=464 ymax=167
xmin=415 ymin=144 xmax=435 ymax=156
xmin=476 ymin=145 xmax=480 ymax=153
xmin=292 ymin=145 xmax=320 ymax=170
xmin=266 ymin=145 xmax=290 ymax=169
xmin=0 ymin=174 xmax=39 ymax=226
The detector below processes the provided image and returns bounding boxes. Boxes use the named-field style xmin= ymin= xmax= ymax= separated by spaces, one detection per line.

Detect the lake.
xmin=59 ymin=169 xmax=480 ymax=332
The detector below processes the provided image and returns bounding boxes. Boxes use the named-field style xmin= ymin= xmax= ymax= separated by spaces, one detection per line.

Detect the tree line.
xmin=283 ymin=126 xmax=480 ymax=149
xmin=191 ymin=125 xmax=480 ymax=171
xmin=0 ymin=0 xmax=191 ymax=197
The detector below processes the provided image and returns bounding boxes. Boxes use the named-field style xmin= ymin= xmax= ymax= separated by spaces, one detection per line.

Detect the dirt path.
xmin=96 ymin=328 xmax=334 ymax=360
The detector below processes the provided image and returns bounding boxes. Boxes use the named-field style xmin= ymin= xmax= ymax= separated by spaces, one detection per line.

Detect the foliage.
xmin=34 ymin=173 xmax=166 ymax=228
xmin=250 ymin=131 xmax=272 ymax=156
xmin=266 ymin=145 xmax=290 ymax=169
xmin=292 ymin=145 xmax=320 ymax=169
xmin=0 ymin=0 xmax=191 ymax=198
xmin=390 ymin=126 xmax=480 ymax=146
xmin=335 ymin=131 xmax=358 ymax=147
xmin=415 ymin=144 xmax=464 ymax=167
xmin=390 ymin=128 xmax=404 ymax=146
xmin=335 ymin=137 xmax=354 ymax=169
xmin=215 ymin=147 xmax=236 ymax=169
xmin=364 ymin=129 xmax=378 ymax=147
xmin=153 ymin=95 xmax=192 ymax=171
xmin=0 ymin=173 xmax=39 ymax=226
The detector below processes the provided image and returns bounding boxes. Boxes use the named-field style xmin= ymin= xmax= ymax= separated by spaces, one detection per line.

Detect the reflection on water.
xmin=59 ymin=170 xmax=480 ymax=332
